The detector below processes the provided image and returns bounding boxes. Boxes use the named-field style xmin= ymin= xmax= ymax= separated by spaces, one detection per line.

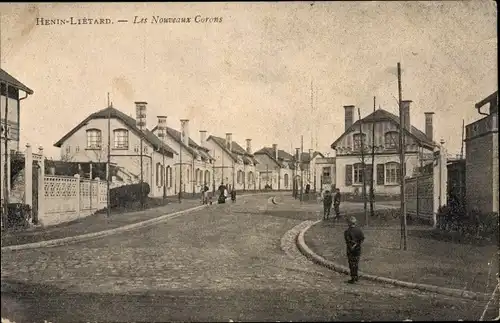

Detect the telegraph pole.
xmin=397 ymin=62 xmax=408 ymax=251
xmin=369 ymin=96 xmax=376 ymax=217
xmin=2 ymin=83 xmax=9 ymax=227
xmin=300 ymin=135 xmax=304 ymax=202
xmin=135 ymin=102 xmax=147 ymax=209
xmin=106 ymin=93 xmax=111 ymax=217
xmin=358 ymin=108 xmax=368 ymax=225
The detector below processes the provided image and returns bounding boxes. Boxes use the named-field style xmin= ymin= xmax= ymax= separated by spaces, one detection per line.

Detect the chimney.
xmin=156 ymin=116 xmax=167 ymax=140
xmin=245 ymin=139 xmax=252 ymax=154
xmin=272 ymin=144 xmax=278 ymax=160
xmin=295 ymin=148 xmax=300 ymax=161
xmin=308 ymin=148 xmax=313 ymax=161
xmin=135 ymin=101 xmax=148 ymax=130
xmin=401 ymin=100 xmax=412 ymax=131
xmin=424 ymin=112 xmax=434 ymax=141
xmin=180 ymin=119 xmax=190 ymax=146
xmin=344 ymin=105 xmax=355 ymax=131
xmin=199 ymin=130 xmax=207 ymax=147
xmin=225 ymin=133 xmax=233 ymax=152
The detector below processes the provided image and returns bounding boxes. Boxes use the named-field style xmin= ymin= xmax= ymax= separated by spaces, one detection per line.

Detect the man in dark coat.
xmin=230 ymin=189 xmax=237 ymax=203
xmin=322 ymin=190 xmax=333 ymax=220
xmin=333 ymin=188 xmax=341 ymax=219
xmin=344 ymin=216 xmax=365 ymax=284
xmin=218 ymin=183 xmax=226 ymax=204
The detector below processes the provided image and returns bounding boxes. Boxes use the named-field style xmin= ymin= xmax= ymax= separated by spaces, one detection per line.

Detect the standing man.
xmin=344 ymin=216 xmax=365 ymax=284
xmin=333 ymin=188 xmax=341 ymax=220
xmin=322 ymin=190 xmax=333 ymax=220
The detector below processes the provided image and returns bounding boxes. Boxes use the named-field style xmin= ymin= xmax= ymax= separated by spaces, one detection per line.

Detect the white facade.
xmin=204 ymin=137 xmax=258 ymax=192
xmin=56 ymin=117 xmax=175 ymax=197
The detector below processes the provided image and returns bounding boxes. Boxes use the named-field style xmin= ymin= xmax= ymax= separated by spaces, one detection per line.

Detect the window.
xmin=166 ymin=166 xmax=172 ymax=188
xmin=353 ymin=133 xmax=367 ymax=150
xmin=353 ymin=163 xmax=364 ymax=184
xmin=204 ymin=170 xmax=210 ymax=185
xmin=385 ymin=162 xmax=400 ymax=184
xmin=134 ymin=146 xmax=139 ymax=153
xmin=284 ymin=173 xmax=289 ymax=187
xmin=143 ymin=146 xmax=148 ymax=153
xmin=322 ymin=167 xmax=331 ymax=184
xmin=156 ymin=163 xmax=161 ymax=186
xmin=66 ymin=145 xmax=71 ymax=154
xmin=384 ymin=131 xmax=399 ymax=149
xmin=248 ymin=172 xmax=254 ymax=184
xmin=76 ymin=146 xmax=80 ymax=153
xmin=113 ymin=129 xmax=129 ymax=149
xmin=86 ymin=129 xmax=102 ymax=149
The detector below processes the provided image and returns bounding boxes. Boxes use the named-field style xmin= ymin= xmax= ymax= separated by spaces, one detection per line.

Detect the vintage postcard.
xmin=0 ymin=1 xmax=498 ymax=322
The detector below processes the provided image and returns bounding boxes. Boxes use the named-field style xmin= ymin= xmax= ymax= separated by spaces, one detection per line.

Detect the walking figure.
xmin=333 ymin=188 xmax=341 ymax=220
xmin=322 ymin=190 xmax=333 ymax=220
xmin=344 ymin=216 xmax=365 ymax=284
xmin=230 ymin=190 xmax=237 ymax=203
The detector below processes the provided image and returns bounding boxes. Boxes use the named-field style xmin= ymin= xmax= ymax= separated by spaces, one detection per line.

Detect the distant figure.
xmin=344 ymin=216 xmax=365 ymax=284
xmin=333 ymin=188 xmax=341 ymax=219
xmin=230 ymin=190 xmax=237 ymax=203
xmin=202 ymin=184 xmax=210 ymax=204
xmin=322 ymin=190 xmax=333 ymax=220
xmin=218 ymin=183 xmax=227 ymax=204
xmin=305 ymin=184 xmax=311 ymax=194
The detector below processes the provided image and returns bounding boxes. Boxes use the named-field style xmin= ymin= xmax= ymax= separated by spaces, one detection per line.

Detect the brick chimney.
xmin=180 ymin=119 xmax=190 ymax=146
xmin=344 ymin=105 xmax=355 ymax=131
xmin=295 ymin=147 xmax=300 ymax=161
xmin=199 ymin=130 xmax=207 ymax=147
xmin=135 ymin=101 xmax=148 ymax=130
xmin=401 ymin=100 xmax=412 ymax=131
xmin=272 ymin=144 xmax=278 ymax=160
xmin=156 ymin=116 xmax=167 ymax=140
xmin=225 ymin=133 xmax=233 ymax=152
xmin=246 ymin=139 xmax=252 ymax=154
xmin=424 ymin=112 xmax=434 ymax=141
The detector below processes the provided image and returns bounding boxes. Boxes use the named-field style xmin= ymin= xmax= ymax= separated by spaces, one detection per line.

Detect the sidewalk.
xmin=304 ymin=216 xmax=498 ymax=294
xmin=1 ymin=198 xmax=203 ymax=247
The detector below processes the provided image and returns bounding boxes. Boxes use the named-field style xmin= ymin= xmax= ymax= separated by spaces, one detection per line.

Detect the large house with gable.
xmin=331 ymin=102 xmax=437 ymax=196
xmin=151 ymin=119 xmax=214 ymax=196
xmin=204 ymin=133 xmax=259 ymax=192
xmin=254 ymin=145 xmax=295 ymax=190
xmin=54 ymin=106 xmax=178 ymax=197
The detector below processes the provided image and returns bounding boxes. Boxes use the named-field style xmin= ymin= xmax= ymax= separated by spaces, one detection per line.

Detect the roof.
xmin=54 ymin=106 xmax=177 ymax=157
xmin=151 ymin=125 xmax=214 ymax=161
xmin=299 ymin=151 xmax=325 ymax=163
xmin=207 ymin=136 xmax=258 ymax=165
xmin=254 ymin=147 xmax=295 ymax=168
xmin=331 ymin=108 xmax=436 ymax=150
xmin=0 ymin=69 xmax=34 ymax=95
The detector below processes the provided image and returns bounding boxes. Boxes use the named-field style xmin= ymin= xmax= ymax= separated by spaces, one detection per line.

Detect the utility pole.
xmin=135 ymin=102 xmax=147 ymax=209
xmin=358 ymin=108 xmax=368 ymax=225
xmin=212 ymin=156 xmax=216 ymax=194
xmin=369 ymin=96 xmax=376 ymax=217
xmin=397 ymin=62 xmax=408 ymax=251
xmin=300 ymin=135 xmax=304 ymax=202
xmin=157 ymin=116 xmax=167 ymax=200
xmin=2 ymin=83 xmax=9 ymax=228
xmin=460 ymin=119 xmax=465 ymax=159
xmin=106 ymin=93 xmax=111 ymax=217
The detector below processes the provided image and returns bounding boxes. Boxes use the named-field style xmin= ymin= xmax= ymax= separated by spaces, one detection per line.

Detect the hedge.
xmin=109 ymin=182 xmax=150 ymax=208
xmin=436 ymin=205 xmax=499 ymax=241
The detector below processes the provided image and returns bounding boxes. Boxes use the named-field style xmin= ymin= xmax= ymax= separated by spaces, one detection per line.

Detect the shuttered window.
xmin=345 ymin=164 xmax=353 ymax=186
xmin=376 ymin=164 xmax=385 ymax=185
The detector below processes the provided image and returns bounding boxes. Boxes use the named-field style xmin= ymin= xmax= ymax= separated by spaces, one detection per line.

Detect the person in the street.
xmin=333 ymin=188 xmax=341 ymax=219
xmin=218 ymin=183 xmax=226 ymax=204
xmin=322 ymin=190 xmax=333 ymax=220
xmin=344 ymin=216 xmax=365 ymax=284
xmin=230 ymin=189 xmax=237 ymax=203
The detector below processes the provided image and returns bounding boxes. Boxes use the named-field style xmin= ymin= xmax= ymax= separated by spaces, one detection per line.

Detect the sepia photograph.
xmin=0 ymin=1 xmax=498 ymax=322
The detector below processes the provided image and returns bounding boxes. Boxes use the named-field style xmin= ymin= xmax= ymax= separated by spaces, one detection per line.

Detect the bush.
xmin=436 ymin=205 xmax=499 ymax=240
xmin=109 ymin=182 xmax=150 ymax=208
xmin=6 ymin=203 xmax=31 ymax=229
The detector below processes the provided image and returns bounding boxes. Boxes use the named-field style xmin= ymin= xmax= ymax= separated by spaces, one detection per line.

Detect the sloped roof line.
xmin=151 ymin=125 xmax=213 ymax=160
xmin=331 ymin=108 xmax=436 ymax=149
xmin=0 ymin=69 xmax=34 ymax=94
xmin=53 ymin=106 xmax=177 ymax=157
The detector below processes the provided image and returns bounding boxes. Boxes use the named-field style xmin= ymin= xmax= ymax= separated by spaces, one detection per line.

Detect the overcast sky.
xmin=1 ymin=1 xmax=497 ymax=158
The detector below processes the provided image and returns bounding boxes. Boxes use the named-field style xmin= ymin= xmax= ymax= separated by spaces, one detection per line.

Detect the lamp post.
xmin=135 ymin=101 xmax=147 ymax=209
xmin=157 ymin=116 xmax=168 ymax=200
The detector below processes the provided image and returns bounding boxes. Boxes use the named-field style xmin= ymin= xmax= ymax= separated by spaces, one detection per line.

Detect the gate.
xmin=405 ymin=173 xmax=434 ymax=220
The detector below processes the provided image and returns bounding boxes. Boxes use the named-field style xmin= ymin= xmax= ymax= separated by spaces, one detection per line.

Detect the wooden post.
xmin=358 ymin=108 xmax=368 ymax=226
xmin=397 ymin=62 xmax=408 ymax=251
xmin=74 ymin=174 xmax=81 ymax=217
xmin=369 ymin=97 xmax=376 ymax=217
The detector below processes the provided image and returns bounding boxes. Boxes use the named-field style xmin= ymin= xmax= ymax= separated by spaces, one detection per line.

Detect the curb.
xmin=1 ymin=192 xmax=273 ymax=252
xmin=296 ymin=220 xmax=491 ymax=301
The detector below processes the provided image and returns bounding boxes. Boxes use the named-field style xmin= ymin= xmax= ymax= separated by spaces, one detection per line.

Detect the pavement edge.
xmin=295 ymin=220 xmax=491 ymax=302
xmin=1 ymin=193 xmax=272 ymax=252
